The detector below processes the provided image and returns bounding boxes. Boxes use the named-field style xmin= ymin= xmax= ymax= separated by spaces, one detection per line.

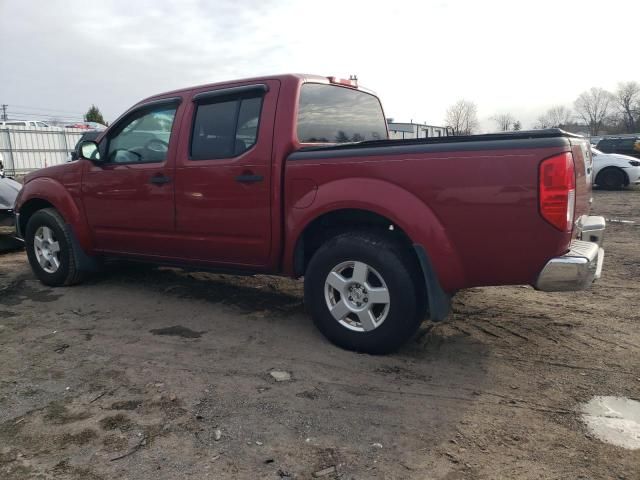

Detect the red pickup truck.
xmin=15 ymin=74 xmax=605 ymax=353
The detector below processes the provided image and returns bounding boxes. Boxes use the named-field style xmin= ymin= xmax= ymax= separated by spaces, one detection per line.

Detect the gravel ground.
xmin=0 ymin=189 xmax=639 ymax=479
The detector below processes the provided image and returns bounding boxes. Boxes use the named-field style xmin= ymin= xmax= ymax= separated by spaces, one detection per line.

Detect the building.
xmin=387 ymin=121 xmax=450 ymax=140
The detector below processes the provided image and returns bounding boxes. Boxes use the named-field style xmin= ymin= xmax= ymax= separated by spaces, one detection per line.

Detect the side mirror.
xmin=79 ymin=141 xmax=101 ymax=161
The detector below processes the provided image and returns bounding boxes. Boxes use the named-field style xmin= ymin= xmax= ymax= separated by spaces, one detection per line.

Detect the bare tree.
xmin=445 ymin=100 xmax=479 ymax=135
xmin=615 ymin=81 xmax=640 ymax=133
xmin=491 ymin=113 xmax=515 ymax=132
xmin=574 ymin=87 xmax=614 ymax=136
xmin=547 ymin=106 xmax=573 ymax=128
xmin=535 ymin=105 xmax=573 ymax=129
xmin=535 ymin=114 xmax=551 ymax=129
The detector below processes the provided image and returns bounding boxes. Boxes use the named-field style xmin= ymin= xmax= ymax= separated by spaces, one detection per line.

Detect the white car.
xmin=0 ymin=120 xmax=50 ymax=128
xmin=591 ymin=147 xmax=640 ymax=190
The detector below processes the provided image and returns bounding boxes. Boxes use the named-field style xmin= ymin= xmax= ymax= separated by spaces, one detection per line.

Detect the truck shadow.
xmin=95 ymin=261 xmax=306 ymax=316
xmin=94 ymin=261 xmax=492 ymax=362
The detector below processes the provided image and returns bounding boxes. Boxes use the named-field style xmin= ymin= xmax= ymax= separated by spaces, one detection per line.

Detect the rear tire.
xmin=304 ymin=231 xmax=426 ymax=354
xmin=25 ymin=208 xmax=86 ymax=286
xmin=596 ymin=168 xmax=626 ymax=190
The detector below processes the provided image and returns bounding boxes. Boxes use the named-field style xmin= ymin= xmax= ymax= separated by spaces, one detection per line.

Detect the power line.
xmin=6 ymin=117 xmax=85 ymax=124
xmin=9 ymin=111 xmax=84 ymax=121
xmin=5 ymin=103 xmax=86 ymax=115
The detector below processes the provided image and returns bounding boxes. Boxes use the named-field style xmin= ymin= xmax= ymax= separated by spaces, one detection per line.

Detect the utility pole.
xmin=1 ymin=104 xmax=7 ymax=121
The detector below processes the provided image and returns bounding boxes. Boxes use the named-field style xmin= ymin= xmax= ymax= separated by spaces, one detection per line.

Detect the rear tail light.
xmin=539 ymin=152 xmax=576 ymax=231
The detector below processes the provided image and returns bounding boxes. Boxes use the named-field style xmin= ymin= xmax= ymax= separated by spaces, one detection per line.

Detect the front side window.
xmin=297 ymin=83 xmax=387 ymax=143
xmin=107 ymin=105 xmax=177 ymax=164
xmin=190 ymin=95 xmax=263 ymax=160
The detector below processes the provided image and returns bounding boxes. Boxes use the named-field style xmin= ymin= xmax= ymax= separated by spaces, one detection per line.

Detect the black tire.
xmin=596 ymin=168 xmax=626 ymax=190
xmin=25 ymin=208 xmax=86 ymax=286
xmin=304 ymin=231 xmax=427 ymax=354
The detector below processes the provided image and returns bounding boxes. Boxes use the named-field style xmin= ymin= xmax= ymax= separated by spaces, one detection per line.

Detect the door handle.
xmin=235 ymin=173 xmax=264 ymax=184
xmin=150 ymin=174 xmax=171 ymax=185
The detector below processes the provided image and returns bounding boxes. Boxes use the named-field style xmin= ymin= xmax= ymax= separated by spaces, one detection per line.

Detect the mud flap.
xmin=413 ymin=244 xmax=451 ymax=322
xmin=64 ymin=223 xmax=101 ymax=272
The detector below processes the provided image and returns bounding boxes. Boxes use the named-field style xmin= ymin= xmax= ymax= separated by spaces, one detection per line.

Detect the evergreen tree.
xmin=84 ymin=105 xmax=106 ymax=125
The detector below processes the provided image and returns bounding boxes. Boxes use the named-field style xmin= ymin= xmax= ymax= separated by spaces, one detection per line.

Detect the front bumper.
xmin=627 ymin=166 xmax=640 ymax=185
xmin=535 ymin=216 xmax=605 ymax=292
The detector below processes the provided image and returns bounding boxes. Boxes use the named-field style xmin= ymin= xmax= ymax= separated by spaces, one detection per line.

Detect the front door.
xmin=82 ymin=99 xmax=182 ymax=257
xmin=174 ymin=81 xmax=279 ymax=268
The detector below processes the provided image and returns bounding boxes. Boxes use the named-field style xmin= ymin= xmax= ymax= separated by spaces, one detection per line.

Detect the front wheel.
xmin=25 ymin=208 xmax=86 ymax=286
xmin=304 ymin=232 xmax=426 ymax=354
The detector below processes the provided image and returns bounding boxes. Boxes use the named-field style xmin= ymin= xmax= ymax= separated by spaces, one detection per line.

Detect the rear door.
xmin=173 ymin=81 xmax=280 ymax=268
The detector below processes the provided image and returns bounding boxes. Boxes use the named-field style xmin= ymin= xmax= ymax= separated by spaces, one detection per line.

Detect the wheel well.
xmin=293 ymin=209 xmax=416 ymax=277
xmin=596 ymin=166 xmax=629 ymax=186
xmin=18 ymin=199 xmax=55 ymax=235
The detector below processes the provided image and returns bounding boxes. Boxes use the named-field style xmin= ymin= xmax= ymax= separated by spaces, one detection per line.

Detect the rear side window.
xmin=596 ymin=140 xmax=613 ymax=151
xmin=618 ymin=139 xmax=635 ymax=150
xmin=297 ymin=83 xmax=387 ymax=143
xmin=190 ymin=95 xmax=263 ymax=160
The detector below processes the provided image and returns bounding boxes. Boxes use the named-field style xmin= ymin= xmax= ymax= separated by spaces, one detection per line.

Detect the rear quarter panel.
xmin=285 ymin=143 xmax=576 ymax=291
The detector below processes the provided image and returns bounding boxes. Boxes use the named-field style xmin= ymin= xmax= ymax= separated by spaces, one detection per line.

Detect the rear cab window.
xmin=296 ymin=83 xmax=387 ymax=144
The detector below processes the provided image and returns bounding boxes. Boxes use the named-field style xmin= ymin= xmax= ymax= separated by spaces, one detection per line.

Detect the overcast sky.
xmin=1 ymin=0 xmax=638 ymax=131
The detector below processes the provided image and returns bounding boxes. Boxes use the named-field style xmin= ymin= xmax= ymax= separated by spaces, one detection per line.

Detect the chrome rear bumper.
xmin=535 ymin=216 xmax=605 ymax=292
xmin=577 ymin=215 xmax=605 ymax=247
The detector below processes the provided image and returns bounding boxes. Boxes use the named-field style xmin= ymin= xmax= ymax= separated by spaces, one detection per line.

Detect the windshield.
xmin=297 ymin=83 xmax=387 ymax=143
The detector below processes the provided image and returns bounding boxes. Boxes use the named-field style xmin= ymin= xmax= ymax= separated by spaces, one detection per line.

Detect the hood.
xmin=0 ymin=177 xmax=22 ymax=210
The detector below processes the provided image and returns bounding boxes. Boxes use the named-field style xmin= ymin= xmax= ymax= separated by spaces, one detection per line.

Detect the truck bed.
xmin=286 ymin=129 xmax=592 ymax=291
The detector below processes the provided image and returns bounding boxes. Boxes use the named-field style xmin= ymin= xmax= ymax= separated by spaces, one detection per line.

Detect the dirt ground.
xmin=1 ymin=189 xmax=639 ymax=480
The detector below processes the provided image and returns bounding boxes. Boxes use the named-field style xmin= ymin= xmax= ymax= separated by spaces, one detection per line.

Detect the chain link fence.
xmin=0 ymin=126 xmax=88 ymax=176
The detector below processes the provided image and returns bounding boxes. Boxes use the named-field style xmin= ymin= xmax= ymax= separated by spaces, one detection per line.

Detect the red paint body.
xmin=15 ymin=74 xmax=592 ymax=292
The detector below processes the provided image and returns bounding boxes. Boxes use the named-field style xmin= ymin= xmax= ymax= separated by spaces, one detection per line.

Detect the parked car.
xmin=65 ymin=122 xmax=107 ymax=130
xmin=13 ymin=74 xmax=605 ymax=354
xmin=68 ymin=131 xmax=102 ymax=161
xmin=0 ymin=174 xmax=21 ymax=227
xmin=0 ymin=120 xmax=49 ymax=128
xmin=596 ymin=137 xmax=640 ymax=160
xmin=591 ymin=146 xmax=640 ymax=189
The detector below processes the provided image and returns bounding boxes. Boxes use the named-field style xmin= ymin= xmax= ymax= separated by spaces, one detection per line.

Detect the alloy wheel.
xmin=324 ymin=260 xmax=391 ymax=332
